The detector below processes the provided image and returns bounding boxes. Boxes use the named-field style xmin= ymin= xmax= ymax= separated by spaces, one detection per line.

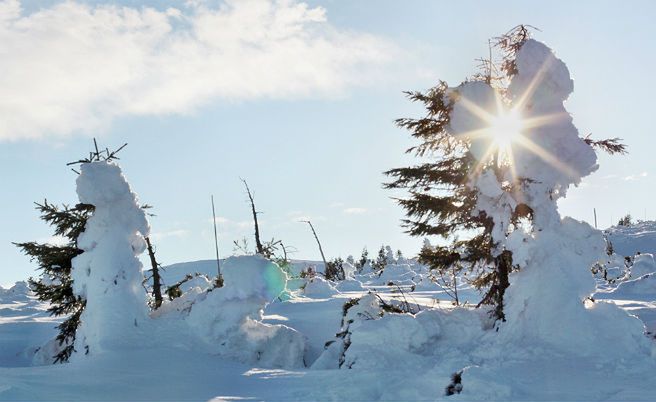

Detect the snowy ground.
xmin=1 ymin=224 xmax=655 ymax=401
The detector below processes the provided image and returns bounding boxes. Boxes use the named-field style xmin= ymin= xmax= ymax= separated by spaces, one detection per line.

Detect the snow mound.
xmin=186 ymin=256 xmax=305 ymax=368
xmin=218 ymin=256 xmax=287 ymax=302
xmin=343 ymin=312 xmax=436 ymax=369
xmin=335 ymin=279 xmax=365 ymax=292
xmin=630 ymin=253 xmax=656 ymax=278
xmin=374 ymin=263 xmax=418 ymax=285
xmin=302 ymin=276 xmax=338 ymax=298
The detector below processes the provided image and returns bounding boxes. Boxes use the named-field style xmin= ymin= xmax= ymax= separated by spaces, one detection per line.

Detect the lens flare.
xmin=488 ymin=108 xmax=524 ymax=164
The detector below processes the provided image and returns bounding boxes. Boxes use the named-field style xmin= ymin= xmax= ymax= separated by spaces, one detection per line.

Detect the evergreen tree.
xmin=385 ymin=25 xmax=626 ymax=322
xmin=384 ymin=26 xmax=537 ymax=321
xmin=15 ymin=201 xmax=93 ymax=363
xmin=355 ymin=247 xmax=369 ymax=272
xmin=618 ymin=214 xmax=632 ymax=227
xmin=325 ymin=257 xmax=345 ymax=281
xmin=372 ymin=245 xmax=388 ymax=272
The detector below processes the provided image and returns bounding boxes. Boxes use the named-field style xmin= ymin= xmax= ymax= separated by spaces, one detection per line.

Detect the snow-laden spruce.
xmin=71 ymin=161 xmax=150 ymax=356
xmin=450 ymin=39 xmax=652 ymax=357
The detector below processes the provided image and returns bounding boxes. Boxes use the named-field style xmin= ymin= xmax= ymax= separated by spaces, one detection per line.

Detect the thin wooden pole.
xmin=211 ymin=195 xmax=221 ymax=276
xmin=593 ymin=208 xmax=598 ymax=229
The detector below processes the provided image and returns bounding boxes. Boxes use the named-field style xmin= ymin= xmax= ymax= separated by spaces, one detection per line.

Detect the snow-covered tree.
xmin=386 ymin=26 xmax=627 ymax=323
xmin=71 ymin=160 xmax=151 ymax=356
xmin=15 ymin=201 xmax=93 ymax=363
xmin=372 ymin=245 xmax=388 ymax=272
xmin=355 ymin=247 xmax=369 ymax=272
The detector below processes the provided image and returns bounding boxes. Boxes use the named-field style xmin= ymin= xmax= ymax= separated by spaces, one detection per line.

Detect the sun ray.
xmin=455 ymin=96 xmax=497 ymax=125
xmin=512 ymin=135 xmax=578 ymax=179
xmin=452 ymin=72 xmax=575 ymax=183
xmin=521 ymin=112 xmax=569 ymax=130
xmin=512 ymin=55 xmax=555 ymax=111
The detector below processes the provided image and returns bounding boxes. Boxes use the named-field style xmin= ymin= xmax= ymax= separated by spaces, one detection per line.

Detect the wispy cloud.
xmin=599 ymin=171 xmax=648 ymax=182
xmin=211 ymin=216 xmax=252 ymax=230
xmin=0 ymin=0 xmax=397 ymax=141
xmin=150 ymin=229 xmax=190 ymax=240
xmin=343 ymin=207 xmax=367 ymax=215
xmin=624 ymin=172 xmax=648 ymax=181
xmin=286 ymin=211 xmax=326 ymax=223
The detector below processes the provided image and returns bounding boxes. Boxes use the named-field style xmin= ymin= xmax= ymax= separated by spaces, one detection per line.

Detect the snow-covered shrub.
xmin=165 ymin=273 xmax=212 ymax=301
xmin=71 ymin=161 xmax=150 ymax=356
xmin=186 ymin=255 xmax=305 ymax=368
xmin=311 ymin=292 xmax=383 ymax=369
xmin=445 ymin=371 xmax=463 ymax=396
xmin=592 ymin=253 xmax=630 ymax=282
xmin=324 ymin=257 xmax=345 ymax=281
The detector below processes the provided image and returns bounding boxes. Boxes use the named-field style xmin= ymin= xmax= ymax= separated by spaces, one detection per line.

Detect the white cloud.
xmin=150 ymin=229 xmax=190 ymax=240
xmin=343 ymin=207 xmax=367 ymax=215
xmin=0 ymin=0 xmax=397 ymax=140
xmin=624 ymin=172 xmax=648 ymax=181
xmin=213 ymin=216 xmax=230 ymax=224
xmin=210 ymin=216 xmax=253 ymax=230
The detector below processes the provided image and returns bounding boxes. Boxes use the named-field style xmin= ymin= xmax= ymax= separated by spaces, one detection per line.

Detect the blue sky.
xmin=2 ymin=0 xmax=655 ymax=285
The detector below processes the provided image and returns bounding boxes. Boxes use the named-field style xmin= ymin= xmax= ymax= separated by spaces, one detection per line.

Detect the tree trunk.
xmin=302 ymin=220 xmax=327 ymax=269
xmin=145 ymin=236 xmax=163 ymax=309
xmin=493 ymin=250 xmax=512 ymax=322
xmin=241 ymin=179 xmax=264 ymax=255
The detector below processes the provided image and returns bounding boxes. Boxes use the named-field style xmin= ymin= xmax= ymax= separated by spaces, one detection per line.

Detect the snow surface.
xmin=1 ymin=251 xmax=655 ymax=400
xmin=606 ymin=221 xmax=656 ymax=257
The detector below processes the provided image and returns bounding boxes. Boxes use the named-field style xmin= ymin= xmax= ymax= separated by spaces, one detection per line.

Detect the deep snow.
xmin=1 ymin=228 xmax=655 ymax=401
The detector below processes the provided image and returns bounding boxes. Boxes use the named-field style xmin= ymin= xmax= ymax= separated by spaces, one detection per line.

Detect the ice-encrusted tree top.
xmin=449 ymin=38 xmax=598 ymax=235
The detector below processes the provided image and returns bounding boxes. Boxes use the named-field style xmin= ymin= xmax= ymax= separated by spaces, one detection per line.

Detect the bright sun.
xmin=488 ymin=108 xmax=524 ymax=164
